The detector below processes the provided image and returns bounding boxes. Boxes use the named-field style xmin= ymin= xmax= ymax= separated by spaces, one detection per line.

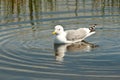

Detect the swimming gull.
xmin=52 ymin=24 xmax=96 ymax=44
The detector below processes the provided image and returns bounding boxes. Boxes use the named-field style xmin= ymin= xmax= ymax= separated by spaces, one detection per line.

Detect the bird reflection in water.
xmin=54 ymin=41 xmax=98 ymax=62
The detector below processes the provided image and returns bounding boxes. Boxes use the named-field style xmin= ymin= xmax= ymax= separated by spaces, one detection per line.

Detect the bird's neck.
xmin=60 ymin=31 xmax=66 ymax=36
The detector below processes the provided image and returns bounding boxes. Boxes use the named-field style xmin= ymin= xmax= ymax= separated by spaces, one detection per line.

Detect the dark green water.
xmin=0 ymin=0 xmax=120 ymax=80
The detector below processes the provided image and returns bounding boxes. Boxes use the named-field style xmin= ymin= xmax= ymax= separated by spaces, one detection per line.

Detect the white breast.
xmin=54 ymin=32 xmax=67 ymax=43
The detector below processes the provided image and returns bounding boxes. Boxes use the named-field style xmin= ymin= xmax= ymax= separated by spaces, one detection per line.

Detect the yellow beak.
xmin=52 ymin=31 xmax=56 ymax=35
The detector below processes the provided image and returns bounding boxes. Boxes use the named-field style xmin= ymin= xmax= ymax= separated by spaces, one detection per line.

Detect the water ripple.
xmin=0 ymin=27 xmax=58 ymax=75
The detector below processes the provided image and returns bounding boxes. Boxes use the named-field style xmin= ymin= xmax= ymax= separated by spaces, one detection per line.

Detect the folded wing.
xmin=66 ymin=28 xmax=88 ymax=41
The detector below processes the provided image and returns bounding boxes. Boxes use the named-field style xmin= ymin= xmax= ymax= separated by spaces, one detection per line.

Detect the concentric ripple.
xmin=0 ymin=27 xmax=64 ymax=78
xmin=0 ymin=25 xmax=120 ymax=80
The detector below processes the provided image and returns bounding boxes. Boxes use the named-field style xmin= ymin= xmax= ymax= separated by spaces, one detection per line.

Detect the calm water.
xmin=0 ymin=0 xmax=120 ymax=80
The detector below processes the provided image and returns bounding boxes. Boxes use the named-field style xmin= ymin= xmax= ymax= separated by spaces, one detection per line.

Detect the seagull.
xmin=52 ymin=24 xmax=96 ymax=44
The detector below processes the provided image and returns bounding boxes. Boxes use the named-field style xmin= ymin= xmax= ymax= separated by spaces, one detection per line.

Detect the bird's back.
xmin=66 ymin=28 xmax=87 ymax=41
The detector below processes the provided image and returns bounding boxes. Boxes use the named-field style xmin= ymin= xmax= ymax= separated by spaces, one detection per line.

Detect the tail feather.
xmin=89 ymin=24 xmax=97 ymax=32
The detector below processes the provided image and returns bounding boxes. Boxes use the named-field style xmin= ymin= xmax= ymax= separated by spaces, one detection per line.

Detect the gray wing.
xmin=66 ymin=28 xmax=87 ymax=41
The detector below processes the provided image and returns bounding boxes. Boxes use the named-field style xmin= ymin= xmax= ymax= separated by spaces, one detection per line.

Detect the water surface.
xmin=0 ymin=0 xmax=120 ymax=80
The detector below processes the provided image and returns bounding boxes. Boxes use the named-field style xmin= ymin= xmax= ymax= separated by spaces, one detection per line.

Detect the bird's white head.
xmin=52 ymin=25 xmax=64 ymax=35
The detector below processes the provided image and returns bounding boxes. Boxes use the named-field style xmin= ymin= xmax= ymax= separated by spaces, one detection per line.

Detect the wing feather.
xmin=66 ymin=28 xmax=88 ymax=41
